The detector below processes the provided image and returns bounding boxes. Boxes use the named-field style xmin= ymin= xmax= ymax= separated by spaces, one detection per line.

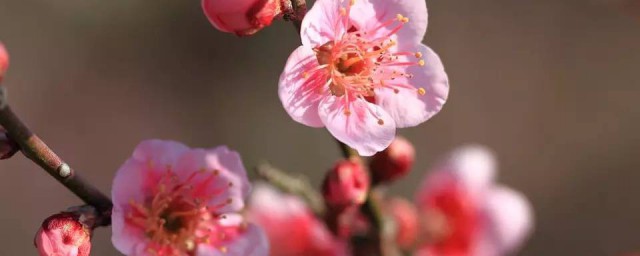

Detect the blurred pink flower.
xmin=202 ymin=0 xmax=282 ymax=36
xmin=414 ymin=146 xmax=533 ymax=256
xmin=34 ymin=212 xmax=91 ymax=256
xmin=111 ymin=140 xmax=268 ymax=256
xmin=0 ymin=42 xmax=9 ymax=82
xmin=247 ymin=183 xmax=347 ymax=256
xmin=279 ymin=0 xmax=449 ymax=156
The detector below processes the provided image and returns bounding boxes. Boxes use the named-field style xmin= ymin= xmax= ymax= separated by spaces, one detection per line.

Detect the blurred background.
xmin=1 ymin=0 xmax=639 ymax=255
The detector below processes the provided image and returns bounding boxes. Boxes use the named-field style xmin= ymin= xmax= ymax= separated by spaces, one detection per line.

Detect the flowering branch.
xmin=0 ymin=86 xmax=112 ymax=225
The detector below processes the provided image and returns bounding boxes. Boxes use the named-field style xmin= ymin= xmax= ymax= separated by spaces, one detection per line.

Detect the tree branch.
xmin=0 ymin=86 xmax=112 ymax=225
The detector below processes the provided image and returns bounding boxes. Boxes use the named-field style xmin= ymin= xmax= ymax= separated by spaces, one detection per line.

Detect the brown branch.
xmin=0 ymin=86 xmax=112 ymax=226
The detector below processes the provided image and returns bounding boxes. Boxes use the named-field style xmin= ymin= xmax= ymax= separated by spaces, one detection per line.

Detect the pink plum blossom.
xmin=414 ymin=145 xmax=533 ymax=256
xmin=279 ymin=0 xmax=449 ymax=156
xmin=111 ymin=140 xmax=268 ymax=256
xmin=247 ymin=183 xmax=347 ymax=256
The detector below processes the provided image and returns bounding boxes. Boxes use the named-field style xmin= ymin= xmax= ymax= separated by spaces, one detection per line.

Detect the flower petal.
xmin=318 ymin=96 xmax=396 ymax=156
xmin=375 ymin=44 xmax=449 ymax=128
xmin=132 ymin=139 xmax=189 ymax=167
xmin=111 ymin=206 xmax=145 ymax=255
xmin=349 ymin=0 xmax=428 ymax=47
xmin=279 ymin=46 xmax=327 ymax=127
xmin=111 ymin=159 xmax=148 ymax=207
xmin=174 ymin=146 xmax=251 ymax=213
xmin=300 ymin=0 xmax=346 ymax=46
xmin=477 ymin=186 xmax=533 ymax=255
xmin=196 ymin=224 xmax=269 ymax=256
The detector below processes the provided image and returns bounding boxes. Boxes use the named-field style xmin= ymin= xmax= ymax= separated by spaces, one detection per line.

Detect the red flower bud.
xmin=0 ymin=130 xmax=19 ymax=160
xmin=322 ymin=160 xmax=370 ymax=211
xmin=0 ymin=42 xmax=9 ymax=82
xmin=201 ymin=0 xmax=282 ymax=36
xmin=388 ymin=198 xmax=418 ymax=249
xmin=34 ymin=212 xmax=91 ymax=256
xmin=370 ymin=136 xmax=415 ymax=183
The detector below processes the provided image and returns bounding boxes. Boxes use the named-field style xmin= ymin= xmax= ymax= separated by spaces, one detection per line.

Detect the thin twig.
xmin=255 ymin=162 xmax=326 ymax=216
xmin=0 ymin=86 xmax=112 ymax=225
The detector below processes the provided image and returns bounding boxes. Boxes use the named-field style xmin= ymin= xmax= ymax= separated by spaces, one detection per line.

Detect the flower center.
xmin=306 ymin=2 xmax=427 ymax=109
xmin=126 ymin=167 xmax=238 ymax=255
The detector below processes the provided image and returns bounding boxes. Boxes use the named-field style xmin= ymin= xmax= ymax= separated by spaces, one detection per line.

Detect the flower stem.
xmin=255 ymin=162 xmax=326 ymax=216
xmin=0 ymin=86 xmax=112 ymax=225
xmin=334 ymin=140 xmax=390 ymax=255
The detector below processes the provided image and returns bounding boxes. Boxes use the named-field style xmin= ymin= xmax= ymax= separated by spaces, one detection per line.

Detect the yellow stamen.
xmin=418 ymin=60 xmax=425 ymax=66
xmin=418 ymin=88 xmax=426 ymax=95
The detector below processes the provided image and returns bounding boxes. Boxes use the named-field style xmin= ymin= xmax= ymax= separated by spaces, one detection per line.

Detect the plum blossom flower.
xmin=414 ymin=146 xmax=533 ymax=256
xmin=111 ymin=140 xmax=268 ymax=256
xmin=279 ymin=0 xmax=449 ymax=156
xmin=247 ymin=183 xmax=347 ymax=256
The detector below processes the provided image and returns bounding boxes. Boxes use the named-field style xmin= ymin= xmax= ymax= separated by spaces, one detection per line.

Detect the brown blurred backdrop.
xmin=1 ymin=0 xmax=639 ymax=255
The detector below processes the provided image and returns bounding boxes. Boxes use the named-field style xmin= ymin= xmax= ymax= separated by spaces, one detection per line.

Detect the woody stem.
xmin=0 ymin=86 xmax=112 ymax=226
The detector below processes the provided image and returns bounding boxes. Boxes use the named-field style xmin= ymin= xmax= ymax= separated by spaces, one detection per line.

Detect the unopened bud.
xmin=322 ymin=160 xmax=369 ymax=211
xmin=370 ymin=136 xmax=415 ymax=183
xmin=201 ymin=0 xmax=282 ymax=36
xmin=387 ymin=198 xmax=418 ymax=249
xmin=0 ymin=42 xmax=9 ymax=82
xmin=0 ymin=129 xmax=18 ymax=159
xmin=34 ymin=212 xmax=92 ymax=256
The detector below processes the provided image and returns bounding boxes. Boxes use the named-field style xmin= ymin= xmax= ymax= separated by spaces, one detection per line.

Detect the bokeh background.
xmin=1 ymin=0 xmax=639 ymax=255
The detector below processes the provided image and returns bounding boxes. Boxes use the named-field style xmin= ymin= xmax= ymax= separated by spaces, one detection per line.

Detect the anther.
xmin=418 ymin=88 xmax=426 ymax=95
xmin=378 ymin=119 xmax=385 ymax=125
xmin=418 ymin=60 xmax=425 ymax=66
xmin=415 ymin=52 xmax=423 ymax=58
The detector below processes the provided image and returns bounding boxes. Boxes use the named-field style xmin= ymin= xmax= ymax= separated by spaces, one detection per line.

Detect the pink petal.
xmin=344 ymin=0 xmax=427 ymax=48
xmin=278 ymin=46 xmax=327 ymax=127
xmin=111 ymin=206 xmax=145 ymax=255
xmin=111 ymin=159 xmax=148 ymax=207
xmin=196 ymin=224 xmax=269 ymax=256
xmin=174 ymin=146 xmax=251 ymax=213
xmin=478 ymin=186 xmax=533 ymax=255
xmin=300 ymin=0 xmax=345 ymax=46
xmin=375 ymin=45 xmax=449 ymax=128
xmin=132 ymin=139 xmax=189 ymax=167
xmin=318 ymin=97 xmax=396 ymax=156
